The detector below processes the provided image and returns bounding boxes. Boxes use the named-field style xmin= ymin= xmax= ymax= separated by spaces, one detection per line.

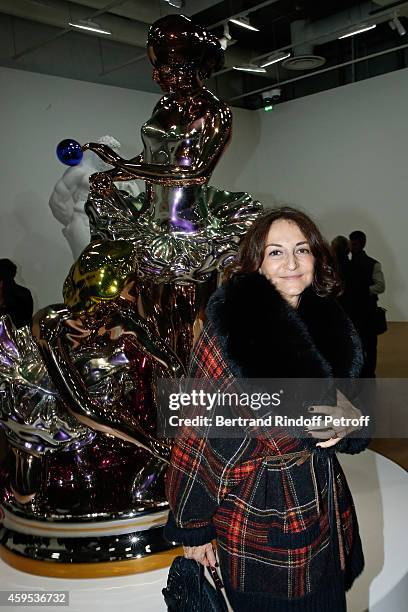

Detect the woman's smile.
xmin=281 ymin=274 xmax=303 ymax=279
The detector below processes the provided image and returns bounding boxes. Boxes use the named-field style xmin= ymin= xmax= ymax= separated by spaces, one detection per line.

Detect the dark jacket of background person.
xmin=332 ymin=243 xmax=356 ymax=318
xmin=349 ymin=231 xmax=386 ymax=377
xmin=164 ymin=273 xmax=370 ymax=612
xmin=332 ymin=237 xmax=369 ymax=330
xmin=0 ymin=259 xmax=33 ymax=329
xmin=349 ymin=251 xmax=382 ymax=329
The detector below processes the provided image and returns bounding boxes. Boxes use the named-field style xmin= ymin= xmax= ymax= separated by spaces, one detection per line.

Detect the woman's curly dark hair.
xmin=224 ymin=206 xmax=341 ymax=297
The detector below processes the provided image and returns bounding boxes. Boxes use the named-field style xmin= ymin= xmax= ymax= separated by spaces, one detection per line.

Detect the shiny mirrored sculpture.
xmin=0 ymin=316 xmax=94 ymax=458
xmin=0 ymin=14 xmax=262 ymax=574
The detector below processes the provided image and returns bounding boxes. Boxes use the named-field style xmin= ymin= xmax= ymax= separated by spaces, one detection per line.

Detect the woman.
xmin=164 ymin=207 xmax=370 ymax=611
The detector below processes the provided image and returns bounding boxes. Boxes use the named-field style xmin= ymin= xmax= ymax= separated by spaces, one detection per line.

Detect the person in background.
xmin=0 ymin=259 xmax=33 ymax=329
xmin=349 ymin=231 xmax=385 ymax=377
xmin=331 ymin=235 xmax=364 ymax=326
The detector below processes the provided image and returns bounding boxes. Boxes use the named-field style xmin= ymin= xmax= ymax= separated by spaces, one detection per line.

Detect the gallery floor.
xmin=370 ymin=322 xmax=408 ymax=471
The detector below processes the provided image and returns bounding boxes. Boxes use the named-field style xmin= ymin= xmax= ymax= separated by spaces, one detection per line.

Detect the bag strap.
xmin=197 ymin=561 xmax=204 ymax=605
xmin=197 ymin=562 xmax=225 ymax=594
xmin=208 ymin=565 xmax=225 ymax=592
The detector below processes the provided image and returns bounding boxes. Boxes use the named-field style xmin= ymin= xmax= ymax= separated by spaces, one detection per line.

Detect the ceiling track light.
xmin=260 ymin=52 xmax=292 ymax=68
xmin=233 ymin=64 xmax=267 ymax=74
xmin=229 ymin=17 xmax=259 ymax=32
xmin=219 ymin=23 xmax=235 ymax=51
xmin=68 ymin=19 xmax=112 ymax=35
xmin=338 ymin=24 xmax=377 ymax=39
xmin=389 ymin=16 xmax=406 ymax=37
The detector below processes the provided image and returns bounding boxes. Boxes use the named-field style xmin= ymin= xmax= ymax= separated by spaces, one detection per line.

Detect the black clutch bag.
xmin=162 ymin=556 xmax=228 ymax=612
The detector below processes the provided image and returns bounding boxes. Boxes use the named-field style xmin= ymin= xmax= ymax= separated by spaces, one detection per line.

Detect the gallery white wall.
xmin=241 ymin=67 xmax=408 ymax=321
xmin=0 ymin=67 xmax=156 ymax=309
xmin=0 ymin=66 xmax=256 ymax=311
xmin=1 ymin=64 xmax=407 ymax=319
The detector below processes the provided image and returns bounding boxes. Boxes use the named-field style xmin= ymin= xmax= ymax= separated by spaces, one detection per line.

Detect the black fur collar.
xmin=206 ymin=272 xmax=363 ymax=380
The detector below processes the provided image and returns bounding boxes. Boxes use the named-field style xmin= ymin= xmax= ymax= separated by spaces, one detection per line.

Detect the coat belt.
xmin=261 ymin=448 xmax=344 ymax=569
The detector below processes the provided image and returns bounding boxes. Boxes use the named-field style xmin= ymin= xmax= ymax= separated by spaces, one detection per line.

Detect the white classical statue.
xmin=49 ymin=135 xmax=140 ymax=259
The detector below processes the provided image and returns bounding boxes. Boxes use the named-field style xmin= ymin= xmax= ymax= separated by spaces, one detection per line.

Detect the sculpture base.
xmin=0 ymin=544 xmax=182 ymax=578
xmin=0 ymin=504 xmax=180 ymax=576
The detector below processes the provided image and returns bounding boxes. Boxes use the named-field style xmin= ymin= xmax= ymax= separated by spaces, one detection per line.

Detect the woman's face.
xmin=259 ymin=219 xmax=315 ymax=307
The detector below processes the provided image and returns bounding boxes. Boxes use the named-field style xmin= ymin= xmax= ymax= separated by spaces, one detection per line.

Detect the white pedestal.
xmin=1 ymin=450 xmax=407 ymax=611
xmin=341 ymin=450 xmax=408 ymax=612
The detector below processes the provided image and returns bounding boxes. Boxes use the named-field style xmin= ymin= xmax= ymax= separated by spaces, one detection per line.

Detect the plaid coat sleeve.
xmin=164 ymin=322 xmax=280 ymax=546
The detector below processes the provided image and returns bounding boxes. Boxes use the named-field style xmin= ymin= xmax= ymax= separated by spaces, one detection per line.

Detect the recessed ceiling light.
xmin=229 ymin=17 xmax=259 ymax=32
xmin=261 ymin=52 xmax=292 ymax=68
xmin=68 ymin=20 xmax=112 ymax=35
xmin=338 ymin=24 xmax=376 ymax=39
xmin=233 ymin=64 xmax=267 ymax=73
xmin=282 ymin=55 xmax=326 ymax=71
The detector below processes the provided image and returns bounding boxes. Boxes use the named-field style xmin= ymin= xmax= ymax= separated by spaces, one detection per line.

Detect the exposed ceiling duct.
xmin=221 ymin=0 xmax=408 ymax=82
xmin=281 ymin=1 xmax=406 ymax=72
xmin=0 ymin=0 xmax=407 ymax=107
xmin=282 ymin=20 xmax=326 ymax=71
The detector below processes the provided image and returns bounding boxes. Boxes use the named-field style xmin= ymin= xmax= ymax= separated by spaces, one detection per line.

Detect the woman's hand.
xmin=183 ymin=542 xmax=217 ymax=567
xmin=307 ymin=389 xmax=363 ymax=449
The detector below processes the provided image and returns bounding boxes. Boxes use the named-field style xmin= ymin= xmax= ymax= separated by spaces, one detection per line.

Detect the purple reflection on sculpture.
xmin=0 ymin=14 xmax=262 ymax=570
xmin=54 ymin=430 xmax=70 ymax=441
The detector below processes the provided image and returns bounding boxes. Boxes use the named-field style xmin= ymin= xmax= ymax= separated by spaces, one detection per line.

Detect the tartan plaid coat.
xmin=164 ymin=273 xmax=369 ymax=612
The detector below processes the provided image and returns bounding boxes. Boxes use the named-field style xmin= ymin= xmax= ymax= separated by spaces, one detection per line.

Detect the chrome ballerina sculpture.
xmin=0 ymin=14 xmax=261 ymax=576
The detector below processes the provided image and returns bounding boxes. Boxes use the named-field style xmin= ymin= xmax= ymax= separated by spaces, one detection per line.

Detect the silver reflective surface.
xmin=0 ymin=14 xmax=262 ymax=554
xmin=0 ymin=316 xmax=93 ymax=457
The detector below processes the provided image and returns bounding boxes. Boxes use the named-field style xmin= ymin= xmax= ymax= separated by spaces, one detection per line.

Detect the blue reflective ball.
xmin=56 ymin=139 xmax=83 ymax=166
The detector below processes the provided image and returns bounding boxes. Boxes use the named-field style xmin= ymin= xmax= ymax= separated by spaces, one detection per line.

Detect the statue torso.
xmin=141 ymin=94 xmax=207 ymax=166
xmin=139 ymin=90 xmax=231 ymax=230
